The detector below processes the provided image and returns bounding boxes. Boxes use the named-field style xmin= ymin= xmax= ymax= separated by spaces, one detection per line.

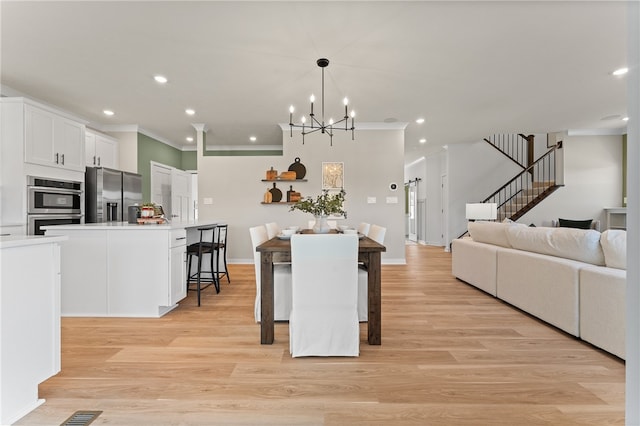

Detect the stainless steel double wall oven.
xmin=27 ymin=176 xmax=82 ymax=235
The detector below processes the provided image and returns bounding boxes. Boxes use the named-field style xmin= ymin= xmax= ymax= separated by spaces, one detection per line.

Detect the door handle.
xmin=61 ymin=154 xmax=65 ymax=165
xmin=55 ymin=152 xmax=59 ymax=164
xmin=93 ymin=155 xmax=96 ymax=165
xmin=97 ymin=157 xmax=101 ymax=166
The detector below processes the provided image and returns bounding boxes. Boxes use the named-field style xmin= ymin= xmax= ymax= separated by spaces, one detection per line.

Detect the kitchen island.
xmin=44 ymin=220 xmax=222 ymax=317
xmin=0 ymin=234 xmax=66 ymax=425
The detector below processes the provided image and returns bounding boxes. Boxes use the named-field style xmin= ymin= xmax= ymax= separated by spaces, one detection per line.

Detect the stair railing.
xmin=482 ymin=145 xmax=557 ymax=221
xmin=484 ymin=133 xmax=532 ymax=169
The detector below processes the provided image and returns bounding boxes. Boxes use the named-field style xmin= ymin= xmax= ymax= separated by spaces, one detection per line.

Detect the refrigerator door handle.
xmin=106 ymin=202 xmax=118 ymax=222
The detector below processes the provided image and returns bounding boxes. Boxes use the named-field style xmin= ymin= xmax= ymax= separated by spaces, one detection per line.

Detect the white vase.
xmin=313 ymin=215 xmax=331 ymax=234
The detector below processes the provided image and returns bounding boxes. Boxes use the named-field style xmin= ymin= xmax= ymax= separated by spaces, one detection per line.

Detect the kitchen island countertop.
xmin=42 ymin=219 xmax=225 ymax=231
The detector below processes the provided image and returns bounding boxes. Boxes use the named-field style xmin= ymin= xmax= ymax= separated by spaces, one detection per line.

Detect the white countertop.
xmin=42 ymin=220 xmax=224 ymax=231
xmin=0 ymin=234 xmax=68 ymax=249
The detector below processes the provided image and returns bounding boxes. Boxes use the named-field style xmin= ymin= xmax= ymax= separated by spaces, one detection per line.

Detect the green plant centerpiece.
xmin=290 ymin=189 xmax=346 ymax=233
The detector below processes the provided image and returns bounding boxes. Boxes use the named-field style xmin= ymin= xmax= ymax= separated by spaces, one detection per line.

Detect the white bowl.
xmin=287 ymin=226 xmax=300 ymax=232
xmin=281 ymin=229 xmax=295 ymax=236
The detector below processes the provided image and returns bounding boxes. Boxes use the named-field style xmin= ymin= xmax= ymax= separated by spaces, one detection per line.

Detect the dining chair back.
xmin=357 ymin=222 xmax=371 ymax=236
xmin=289 ymin=234 xmax=359 ymax=357
xmin=265 ymin=222 xmax=281 ymax=239
xmin=249 ymin=225 xmax=292 ymax=322
xmin=356 ymin=224 xmax=385 ymax=321
xmin=368 ymin=224 xmax=387 ymax=244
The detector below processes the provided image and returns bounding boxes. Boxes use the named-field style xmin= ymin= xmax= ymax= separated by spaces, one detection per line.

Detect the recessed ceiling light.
xmin=419 ymin=138 xmax=426 ymax=144
xmin=416 ymin=118 xmax=425 ymax=124
xmin=154 ymin=75 xmax=168 ymax=84
xmin=249 ymin=136 xmax=257 ymax=142
xmin=612 ymin=67 xmax=628 ymax=76
xmin=186 ymin=137 xmax=194 ymax=142
xmin=623 ymin=117 xmax=629 ymax=121
xmin=185 ymin=108 xmax=195 ymax=115
xmin=103 ymin=109 xmax=114 ymax=116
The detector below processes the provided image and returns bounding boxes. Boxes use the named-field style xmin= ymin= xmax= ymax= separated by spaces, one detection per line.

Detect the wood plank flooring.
xmin=17 ymin=245 xmax=625 ymax=425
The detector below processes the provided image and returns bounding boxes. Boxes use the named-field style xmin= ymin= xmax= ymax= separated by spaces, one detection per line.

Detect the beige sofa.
xmin=452 ymin=221 xmax=626 ymax=359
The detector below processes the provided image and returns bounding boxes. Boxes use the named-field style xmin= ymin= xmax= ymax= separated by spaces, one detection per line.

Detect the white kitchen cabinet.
xmin=45 ymin=223 xmax=196 ymax=317
xmin=57 ymin=230 xmax=109 ymax=316
xmin=169 ymin=229 xmax=187 ymax=305
xmin=85 ymin=130 xmax=119 ymax=169
xmin=25 ymin=103 xmax=85 ymax=172
xmin=0 ymin=235 xmax=65 ymax=425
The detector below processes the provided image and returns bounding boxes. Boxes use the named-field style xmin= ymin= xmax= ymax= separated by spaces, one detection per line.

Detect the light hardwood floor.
xmin=18 ymin=245 xmax=624 ymax=425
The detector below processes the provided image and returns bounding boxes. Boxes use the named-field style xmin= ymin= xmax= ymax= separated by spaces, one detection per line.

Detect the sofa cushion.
xmin=468 ymin=221 xmax=524 ymax=248
xmin=505 ymin=226 xmax=605 ymax=266
xmin=600 ymin=230 xmax=626 ymax=270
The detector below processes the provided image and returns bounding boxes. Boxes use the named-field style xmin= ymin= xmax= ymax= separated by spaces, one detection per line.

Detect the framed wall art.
xmin=322 ymin=162 xmax=344 ymax=190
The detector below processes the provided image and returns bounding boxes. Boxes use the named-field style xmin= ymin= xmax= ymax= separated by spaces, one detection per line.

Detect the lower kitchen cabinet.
xmin=0 ymin=235 xmax=66 ymax=425
xmin=45 ymin=224 xmax=191 ymax=317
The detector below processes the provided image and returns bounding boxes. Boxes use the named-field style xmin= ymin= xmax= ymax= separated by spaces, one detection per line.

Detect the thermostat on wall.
xmin=389 ymin=183 xmax=398 ymax=191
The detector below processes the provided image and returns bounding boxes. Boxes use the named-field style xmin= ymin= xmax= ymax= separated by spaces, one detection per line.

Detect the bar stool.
xmin=212 ymin=224 xmax=230 ymax=286
xmin=186 ymin=226 xmax=220 ymax=306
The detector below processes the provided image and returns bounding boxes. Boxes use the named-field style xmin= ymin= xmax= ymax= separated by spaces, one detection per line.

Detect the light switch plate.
xmin=367 ymin=197 xmax=376 ymax=204
xmin=203 ymin=198 xmax=213 ymax=205
xmin=386 ymin=196 xmax=398 ymax=204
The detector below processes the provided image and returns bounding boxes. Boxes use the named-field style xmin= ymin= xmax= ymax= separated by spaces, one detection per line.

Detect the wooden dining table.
xmin=255 ymin=230 xmax=386 ymax=345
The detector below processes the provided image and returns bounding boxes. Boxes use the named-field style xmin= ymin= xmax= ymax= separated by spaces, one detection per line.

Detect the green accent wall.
xmin=137 ymin=133 xmax=184 ymax=202
xmin=181 ymin=151 xmax=197 ymax=170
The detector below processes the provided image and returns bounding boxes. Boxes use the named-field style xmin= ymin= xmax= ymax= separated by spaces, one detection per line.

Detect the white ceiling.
xmin=0 ymin=1 xmax=629 ymax=164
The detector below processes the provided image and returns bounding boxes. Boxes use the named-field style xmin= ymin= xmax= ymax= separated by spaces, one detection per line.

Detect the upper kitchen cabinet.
xmin=85 ymin=129 xmax=119 ymax=169
xmin=24 ymin=103 xmax=85 ymax=172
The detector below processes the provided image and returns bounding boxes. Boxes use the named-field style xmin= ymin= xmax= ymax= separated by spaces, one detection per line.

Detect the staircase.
xmin=481 ymin=134 xmax=562 ymax=222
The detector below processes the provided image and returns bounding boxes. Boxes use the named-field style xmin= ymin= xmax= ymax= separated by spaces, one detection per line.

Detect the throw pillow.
xmin=558 ymin=218 xmax=593 ymax=230
xmin=600 ymin=230 xmax=626 ymax=270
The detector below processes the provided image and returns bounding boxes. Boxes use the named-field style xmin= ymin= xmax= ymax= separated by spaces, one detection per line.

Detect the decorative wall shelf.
xmin=260 ymin=201 xmax=296 ymax=205
xmin=261 ymin=179 xmax=307 ymax=182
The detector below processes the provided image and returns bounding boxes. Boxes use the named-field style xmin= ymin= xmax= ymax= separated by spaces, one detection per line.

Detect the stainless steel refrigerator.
xmin=85 ymin=167 xmax=142 ymax=223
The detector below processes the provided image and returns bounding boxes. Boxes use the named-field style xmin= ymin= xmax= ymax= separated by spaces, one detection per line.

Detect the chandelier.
xmin=288 ymin=58 xmax=355 ymax=145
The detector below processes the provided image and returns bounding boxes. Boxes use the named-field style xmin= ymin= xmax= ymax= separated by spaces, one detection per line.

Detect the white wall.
xmin=626 ymin=1 xmax=639 ymax=422
xmin=440 ymin=135 xmax=622 ymax=245
xmin=404 ymin=151 xmax=447 ymax=246
xmin=197 ymin=128 xmax=406 ymax=264
xmin=518 ymin=134 xmax=623 ymax=227
xmin=446 ymin=140 xmax=522 ymax=242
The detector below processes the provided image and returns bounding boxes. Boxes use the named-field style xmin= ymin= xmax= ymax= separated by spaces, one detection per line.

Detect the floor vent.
xmin=60 ymin=410 xmax=103 ymax=426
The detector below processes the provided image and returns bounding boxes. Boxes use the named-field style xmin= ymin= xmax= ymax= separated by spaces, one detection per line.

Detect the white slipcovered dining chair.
xmin=289 ymin=234 xmax=360 ymax=357
xmin=357 ymin=222 xmax=371 ymax=236
xmin=357 ymin=224 xmax=386 ymax=321
xmin=265 ymin=222 xmax=281 ymax=239
xmin=367 ymin=224 xmax=387 ymax=244
xmin=249 ymin=225 xmax=292 ymax=322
